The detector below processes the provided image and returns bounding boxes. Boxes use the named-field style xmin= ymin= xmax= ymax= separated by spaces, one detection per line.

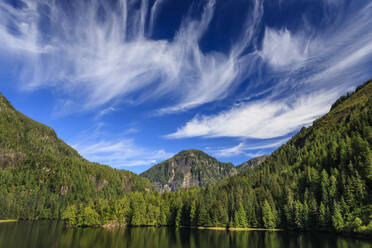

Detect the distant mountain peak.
xmin=141 ymin=149 xmax=237 ymax=192
xmin=236 ymin=155 xmax=269 ymax=173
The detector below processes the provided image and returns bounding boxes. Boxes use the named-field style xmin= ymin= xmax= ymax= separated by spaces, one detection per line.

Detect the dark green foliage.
xmin=0 ymin=93 xmax=78 ymax=158
xmin=140 ymin=150 xmax=237 ymax=192
xmin=262 ymin=200 xmax=276 ymax=229
xmin=2 ymin=79 xmax=372 ymax=236
xmin=63 ymin=80 xmax=372 ymax=235
xmin=0 ymin=93 xmax=153 ymax=220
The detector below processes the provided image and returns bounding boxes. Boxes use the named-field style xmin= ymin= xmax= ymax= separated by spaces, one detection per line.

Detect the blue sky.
xmin=1 ymin=0 xmax=372 ymax=173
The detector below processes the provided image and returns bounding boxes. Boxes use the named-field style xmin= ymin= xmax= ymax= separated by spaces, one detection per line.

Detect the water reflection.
xmin=0 ymin=221 xmax=371 ymax=248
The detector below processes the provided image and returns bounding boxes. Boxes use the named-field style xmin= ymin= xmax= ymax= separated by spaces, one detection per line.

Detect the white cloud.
xmin=149 ymin=0 xmax=167 ymax=36
xmin=166 ymin=1 xmax=372 ymax=141
xmin=260 ymin=28 xmax=308 ymax=68
xmin=4 ymin=0 xmax=369 ymax=117
xmin=211 ymin=137 xmax=289 ymax=157
xmin=2 ymin=0 xmax=372 ymax=149
xmin=0 ymin=0 xmax=261 ymax=113
xmin=69 ymin=123 xmax=171 ymax=168
xmin=72 ymin=139 xmax=172 ymax=168
xmin=0 ymin=2 xmax=50 ymax=54
xmin=167 ymin=90 xmax=339 ymax=139
xmin=96 ymin=106 xmax=117 ymax=119
xmin=216 ymin=142 xmax=245 ymax=157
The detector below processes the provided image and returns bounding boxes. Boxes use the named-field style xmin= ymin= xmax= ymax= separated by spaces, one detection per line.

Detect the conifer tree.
xmin=331 ymin=201 xmax=344 ymax=231
xmin=262 ymin=200 xmax=276 ymax=229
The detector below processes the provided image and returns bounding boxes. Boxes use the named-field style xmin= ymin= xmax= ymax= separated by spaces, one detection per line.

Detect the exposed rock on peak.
xmin=141 ymin=149 xmax=237 ymax=192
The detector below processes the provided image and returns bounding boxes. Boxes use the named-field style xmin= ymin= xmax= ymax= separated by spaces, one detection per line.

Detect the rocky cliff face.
xmin=236 ymin=155 xmax=269 ymax=173
xmin=141 ymin=150 xmax=237 ymax=192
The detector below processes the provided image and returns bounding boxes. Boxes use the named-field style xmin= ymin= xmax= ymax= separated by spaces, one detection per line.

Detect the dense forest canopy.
xmin=0 ymin=93 xmax=153 ymax=219
xmin=0 ymin=80 xmax=371 ymax=236
xmin=62 ymin=80 xmax=372 ymax=234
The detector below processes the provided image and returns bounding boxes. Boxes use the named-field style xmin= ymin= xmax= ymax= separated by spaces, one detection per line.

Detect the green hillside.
xmin=192 ymin=79 xmax=372 ymax=231
xmin=1 ymin=79 xmax=371 ymax=234
xmin=140 ymin=149 xmax=237 ymax=192
xmin=63 ymin=80 xmax=371 ymax=234
xmin=0 ymin=94 xmax=78 ymax=158
xmin=0 ymin=93 xmax=152 ymax=220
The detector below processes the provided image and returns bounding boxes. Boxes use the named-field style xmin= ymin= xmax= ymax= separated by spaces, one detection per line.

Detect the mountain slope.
xmin=141 ymin=149 xmax=237 ymax=192
xmin=0 ymin=93 xmax=152 ymax=220
xmin=0 ymin=94 xmax=79 ymax=158
xmin=63 ymin=79 xmax=372 ymax=234
xmin=204 ymin=79 xmax=372 ymax=230
xmin=236 ymin=155 xmax=269 ymax=173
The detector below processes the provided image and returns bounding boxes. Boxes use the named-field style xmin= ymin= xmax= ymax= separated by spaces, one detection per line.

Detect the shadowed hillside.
xmin=0 ymin=93 xmax=152 ymax=220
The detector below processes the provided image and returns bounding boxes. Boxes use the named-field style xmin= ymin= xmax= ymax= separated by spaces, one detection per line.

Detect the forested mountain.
xmin=236 ymin=155 xmax=269 ymax=173
xmin=63 ymin=80 xmax=371 ymax=235
xmin=0 ymin=93 xmax=152 ymax=220
xmin=1 ymin=79 xmax=371 ymax=235
xmin=141 ymin=150 xmax=237 ymax=192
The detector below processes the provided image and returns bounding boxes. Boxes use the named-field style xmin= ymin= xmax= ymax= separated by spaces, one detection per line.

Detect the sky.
xmin=1 ymin=0 xmax=372 ymax=174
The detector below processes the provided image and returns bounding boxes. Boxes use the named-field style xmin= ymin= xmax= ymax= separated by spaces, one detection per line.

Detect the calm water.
xmin=0 ymin=221 xmax=371 ymax=248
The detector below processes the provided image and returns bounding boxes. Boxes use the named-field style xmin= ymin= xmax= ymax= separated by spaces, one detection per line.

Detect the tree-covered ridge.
xmin=140 ymin=149 xmax=237 ymax=192
xmin=223 ymin=79 xmax=372 ymax=231
xmin=0 ymin=93 xmax=153 ymax=220
xmin=63 ymin=80 xmax=371 ymax=235
xmin=0 ymin=93 xmax=78 ymax=157
xmin=236 ymin=155 xmax=269 ymax=173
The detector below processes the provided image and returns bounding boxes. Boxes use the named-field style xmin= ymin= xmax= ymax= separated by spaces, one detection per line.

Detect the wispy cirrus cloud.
xmin=167 ymin=1 xmax=372 ymax=141
xmin=167 ymin=90 xmax=339 ymax=139
xmin=0 ymin=0 xmax=263 ymax=114
xmin=72 ymin=139 xmax=172 ymax=168
xmin=209 ymin=137 xmax=289 ymax=158
xmin=69 ymin=123 xmax=171 ymax=168
xmin=2 ymin=0 xmax=372 ymax=163
xmin=95 ymin=106 xmax=117 ymax=119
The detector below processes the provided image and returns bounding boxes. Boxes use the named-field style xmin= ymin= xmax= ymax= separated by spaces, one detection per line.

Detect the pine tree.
xmin=318 ymin=202 xmax=327 ymax=227
xmin=331 ymin=201 xmax=344 ymax=231
xmin=189 ymin=201 xmax=196 ymax=226
xmin=262 ymin=200 xmax=276 ymax=229
xmin=320 ymin=170 xmax=329 ymax=204
xmin=237 ymin=204 xmax=248 ymax=227
xmin=197 ymin=205 xmax=209 ymax=227
xmin=175 ymin=205 xmax=182 ymax=227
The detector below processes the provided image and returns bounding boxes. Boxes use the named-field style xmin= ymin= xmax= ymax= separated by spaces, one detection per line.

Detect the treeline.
xmin=0 ymin=92 xmax=153 ymax=220
xmin=1 ymin=81 xmax=372 ymax=235
xmin=0 ymin=154 xmax=153 ymax=220
xmin=63 ymin=81 xmax=372 ymax=234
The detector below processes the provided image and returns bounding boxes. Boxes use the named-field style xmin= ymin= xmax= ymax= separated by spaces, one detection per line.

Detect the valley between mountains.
xmin=0 ymin=80 xmax=371 ymax=235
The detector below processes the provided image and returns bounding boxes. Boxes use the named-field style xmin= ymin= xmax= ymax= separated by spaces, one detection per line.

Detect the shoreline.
xmin=193 ymin=226 xmax=282 ymax=231
xmin=0 ymin=219 xmax=17 ymax=223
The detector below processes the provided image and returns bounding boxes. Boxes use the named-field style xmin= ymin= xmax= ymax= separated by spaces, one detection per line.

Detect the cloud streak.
xmin=167 ymin=0 xmax=372 ymax=140
xmin=68 ymin=123 xmax=171 ymax=168
xmin=210 ymin=137 xmax=289 ymax=157
xmin=167 ymin=90 xmax=339 ymax=139
xmin=0 ymin=0 xmax=263 ymax=113
xmin=2 ymin=0 xmax=372 ymax=163
xmin=72 ymin=139 xmax=172 ymax=168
